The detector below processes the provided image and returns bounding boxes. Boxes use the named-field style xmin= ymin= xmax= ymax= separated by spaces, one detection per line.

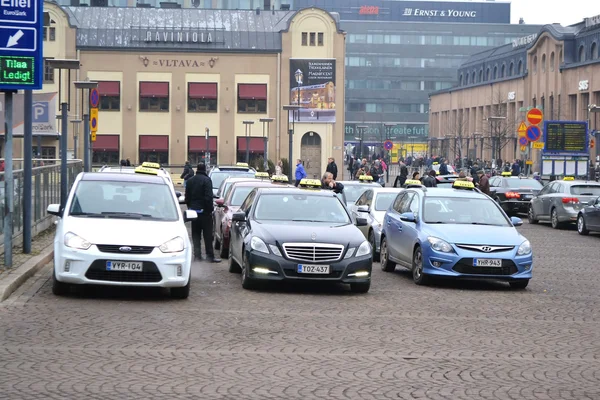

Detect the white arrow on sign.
xmin=7 ymin=30 xmax=24 ymax=48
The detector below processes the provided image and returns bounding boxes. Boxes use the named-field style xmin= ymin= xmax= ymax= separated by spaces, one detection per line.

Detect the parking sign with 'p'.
xmin=32 ymin=101 xmax=48 ymax=122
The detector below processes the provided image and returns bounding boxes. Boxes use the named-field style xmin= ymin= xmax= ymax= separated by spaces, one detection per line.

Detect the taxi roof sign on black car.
xmin=141 ymin=162 xmax=161 ymax=169
xmin=135 ymin=166 xmax=159 ymax=176
xmin=299 ymin=179 xmax=322 ymax=189
xmin=271 ymin=175 xmax=289 ymax=183
xmin=255 ymin=172 xmax=270 ymax=179
xmin=452 ymin=180 xmax=476 ymax=190
xmin=404 ymin=179 xmax=423 ymax=188
xmin=358 ymin=175 xmax=373 ymax=182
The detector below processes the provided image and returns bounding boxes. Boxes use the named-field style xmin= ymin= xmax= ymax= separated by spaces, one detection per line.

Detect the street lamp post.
xmin=259 ymin=118 xmax=274 ymax=172
xmin=357 ymin=125 xmax=368 ymax=160
xmin=71 ymin=120 xmax=82 ymax=159
xmin=283 ymin=105 xmax=301 ymax=181
xmin=588 ymin=104 xmax=600 ymax=162
xmin=243 ymin=120 xmax=254 ymax=164
xmin=409 ymin=136 xmax=418 ymax=158
xmin=295 ymin=69 xmax=303 ymax=107
xmin=473 ymin=133 xmax=482 ymax=161
xmin=205 ymin=127 xmax=210 ymax=167
xmin=74 ymin=80 xmax=98 ymax=173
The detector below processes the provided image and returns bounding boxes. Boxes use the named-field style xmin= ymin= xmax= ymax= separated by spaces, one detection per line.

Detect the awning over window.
xmin=139 ymin=82 xmax=169 ymax=98
xmin=188 ymin=136 xmax=217 ymax=152
xmin=237 ymin=137 xmax=265 ymax=152
xmin=139 ymin=135 xmax=169 ymax=151
xmin=92 ymin=134 xmax=119 ymax=151
xmin=238 ymin=84 xmax=267 ymax=100
xmin=98 ymin=81 xmax=120 ymax=97
xmin=189 ymin=83 xmax=217 ymax=99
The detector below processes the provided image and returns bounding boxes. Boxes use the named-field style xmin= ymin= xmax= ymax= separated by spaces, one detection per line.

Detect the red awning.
xmin=92 ymin=134 xmax=119 ymax=151
xmin=189 ymin=83 xmax=217 ymax=99
xmin=139 ymin=135 xmax=169 ymax=151
xmin=238 ymin=84 xmax=267 ymax=100
xmin=237 ymin=137 xmax=265 ymax=152
xmin=188 ymin=136 xmax=217 ymax=152
xmin=98 ymin=81 xmax=120 ymax=97
xmin=140 ymin=82 xmax=169 ymax=98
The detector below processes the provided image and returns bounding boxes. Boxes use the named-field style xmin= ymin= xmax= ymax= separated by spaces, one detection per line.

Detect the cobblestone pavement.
xmin=0 ymin=226 xmax=55 ymax=278
xmin=1 ymin=221 xmax=600 ymax=399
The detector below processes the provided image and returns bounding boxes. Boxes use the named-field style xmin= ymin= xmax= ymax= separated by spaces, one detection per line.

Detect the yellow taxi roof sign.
xmin=141 ymin=162 xmax=161 ymax=169
xmin=432 ymin=162 xmax=439 ymax=165
xmin=453 ymin=180 xmax=475 ymax=190
xmin=236 ymin=162 xmax=249 ymax=167
xmin=501 ymin=171 xmax=512 ymax=176
xmin=299 ymin=178 xmax=322 ymax=189
xmin=404 ymin=180 xmax=423 ymax=188
xmin=255 ymin=172 xmax=270 ymax=178
xmin=563 ymin=176 xmax=575 ymax=181
xmin=271 ymin=175 xmax=289 ymax=183
xmin=358 ymin=175 xmax=373 ymax=182
xmin=135 ymin=166 xmax=159 ymax=176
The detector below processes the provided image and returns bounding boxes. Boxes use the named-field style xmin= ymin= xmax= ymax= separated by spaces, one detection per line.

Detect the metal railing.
xmin=0 ymin=160 xmax=83 ymax=247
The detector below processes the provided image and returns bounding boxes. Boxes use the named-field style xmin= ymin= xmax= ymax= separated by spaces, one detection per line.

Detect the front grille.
xmin=453 ymin=259 xmax=518 ymax=276
xmin=282 ymin=243 xmax=344 ymax=263
xmin=455 ymin=244 xmax=515 ymax=253
xmin=96 ymin=244 xmax=155 ymax=255
xmin=85 ymin=260 xmax=162 ymax=282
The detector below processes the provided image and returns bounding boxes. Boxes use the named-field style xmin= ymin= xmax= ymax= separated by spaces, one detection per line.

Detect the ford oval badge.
xmin=119 ymin=246 xmax=132 ymax=252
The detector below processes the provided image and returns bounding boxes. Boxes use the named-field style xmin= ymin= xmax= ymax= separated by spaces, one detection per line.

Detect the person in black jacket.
xmin=185 ymin=162 xmax=221 ymax=263
xmin=180 ymin=161 xmax=194 ymax=189
xmin=326 ymin=157 xmax=338 ymax=180
xmin=321 ymin=172 xmax=344 ymax=193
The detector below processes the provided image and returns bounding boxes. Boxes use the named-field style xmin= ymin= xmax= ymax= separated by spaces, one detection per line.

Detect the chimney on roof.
xmin=519 ymin=17 xmax=525 ymax=24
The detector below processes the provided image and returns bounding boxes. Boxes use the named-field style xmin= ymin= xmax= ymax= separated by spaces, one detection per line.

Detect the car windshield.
xmin=375 ymin=193 xmax=397 ymax=211
xmin=570 ymin=185 xmax=600 ymax=196
xmin=254 ymin=194 xmax=350 ymax=224
xmin=68 ymin=180 xmax=178 ymax=221
xmin=423 ymin=196 xmax=510 ymax=226
xmin=343 ymin=184 xmax=372 ymax=202
xmin=504 ymin=179 xmax=543 ymax=189
xmin=231 ymin=187 xmax=254 ymax=206
xmin=211 ymin=171 xmax=255 ymax=190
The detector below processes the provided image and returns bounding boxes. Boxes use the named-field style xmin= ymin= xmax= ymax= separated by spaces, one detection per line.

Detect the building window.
xmin=139 ymin=82 xmax=169 ymax=112
xmin=32 ymin=146 xmax=56 ymax=160
xmin=592 ymin=42 xmax=598 ymax=60
xmin=49 ymin=27 xmax=55 ymax=41
xmin=188 ymin=136 xmax=217 ymax=166
xmin=317 ymin=32 xmax=324 ymax=46
xmin=139 ymin=135 xmax=169 ymax=165
xmin=500 ymin=64 xmax=505 ymax=78
xmin=486 ymin=68 xmax=490 ymax=81
xmin=471 ymin=71 xmax=476 ymax=84
xmin=550 ymin=52 xmax=555 ymax=71
xmin=301 ymin=32 xmax=307 ymax=46
xmin=43 ymin=58 xmax=54 ymax=83
xmin=518 ymin=60 xmax=523 ymax=74
xmin=579 ymin=45 xmax=585 ymax=63
xmin=310 ymin=32 xmax=316 ymax=46
xmin=188 ymin=82 xmax=218 ymax=112
xmin=479 ymin=69 xmax=483 ymax=82
xmin=237 ymin=83 xmax=267 ymax=113
xmin=236 ymin=137 xmax=265 ymax=164
xmin=98 ymin=81 xmax=120 ymax=111
xmin=541 ymin=54 xmax=546 ymax=73
xmin=92 ymin=135 xmax=120 ymax=165
xmin=493 ymin=66 xmax=497 ymax=80
xmin=459 ymin=74 xmax=463 ymax=86
xmin=509 ymin=62 xmax=514 ymax=76
xmin=533 ymin=56 xmax=538 ymax=73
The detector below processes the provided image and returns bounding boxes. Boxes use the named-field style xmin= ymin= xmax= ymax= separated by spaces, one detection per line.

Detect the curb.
xmin=0 ymin=245 xmax=54 ymax=302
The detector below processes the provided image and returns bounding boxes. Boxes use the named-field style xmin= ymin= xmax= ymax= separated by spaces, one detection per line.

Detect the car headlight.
xmin=517 ymin=240 xmax=532 ymax=256
xmin=427 ymin=236 xmax=453 ymax=253
xmin=250 ymin=236 xmax=269 ymax=254
xmin=159 ymin=237 xmax=184 ymax=253
xmin=269 ymin=244 xmax=282 ymax=256
xmin=64 ymin=232 xmax=91 ymax=250
xmin=355 ymin=241 xmax=372 ymax=257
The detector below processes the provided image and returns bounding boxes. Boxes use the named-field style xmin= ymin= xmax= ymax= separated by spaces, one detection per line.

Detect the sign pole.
xmin=60 ymin=102 xmax=68 ymax=210
xmin=205 ymin=127 xmax=210 ymax=168
xmin=23 ymin=89 xmax=33 ymax=253
xmin=83 ymin=107 xmax=90 ymax=172
xmin=3 ymin=91 xmax=15 ymax=267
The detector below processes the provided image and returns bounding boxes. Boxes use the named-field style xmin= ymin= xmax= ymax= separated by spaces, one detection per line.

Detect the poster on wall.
xmin=289 ymin=59 xmax=336 ymax=123
xmin=0 ymin=92 xmax=58 ymax=136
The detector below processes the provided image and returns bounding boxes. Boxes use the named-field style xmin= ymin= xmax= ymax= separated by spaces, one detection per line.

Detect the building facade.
xmin=429 ymin=15 xmax=600 ymax=169
xmin=5 ymin=2 xmax=345 ymax=175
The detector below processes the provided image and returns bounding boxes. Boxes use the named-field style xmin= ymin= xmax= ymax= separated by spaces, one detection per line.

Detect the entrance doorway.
xmin=300 ymin=132 xmax=321 ymax=179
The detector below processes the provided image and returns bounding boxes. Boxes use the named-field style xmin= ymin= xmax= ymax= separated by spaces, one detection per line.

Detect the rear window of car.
xmin=504 ymin=179 xmax=543 ymax=189
xmin=570 ymin=185 xmax=600 ymax=196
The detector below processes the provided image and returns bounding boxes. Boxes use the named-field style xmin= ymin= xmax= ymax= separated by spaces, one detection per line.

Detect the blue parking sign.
xmin=32 ymin=101 xmax=48 ymax=122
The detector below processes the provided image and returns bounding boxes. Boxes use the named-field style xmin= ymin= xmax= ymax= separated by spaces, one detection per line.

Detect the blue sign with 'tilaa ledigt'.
xmin=0 ymin=0 xmax=43 ymax=90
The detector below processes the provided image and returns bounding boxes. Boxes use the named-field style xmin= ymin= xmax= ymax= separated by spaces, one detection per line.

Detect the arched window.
xmin=509 ymin=62 xmax=514 ymax=76
xmin=479 ymin=69 xmax=483 ymax=82
xmin=493 ymin=65 xmax=498 ymax=79
xmin=579 ymin=45 xmax=586 ymax=62
xmin=472 ymin=71 xmax=476 ymax=84
xmin=464 ymin=73 xmax=469 ymax=85
xmin=518 ymin=60 xmax=523 ymax=74
xmin=550 ymin=52 xmax=555 ymax=71
xmin=542 ymin=54 xmax=546 ymax=72
xmin=533 ymin=55 xmax=538 ymax=73
xmin=500 ymin=64 xmax=506 ymax=78
xmin=592 ymin=42 xmax=598 ymax=60
xmin=486 ymin=68 xmax=491 ymax=81
xmin=559 ymin=49 xmax=563 ymax=66
xmin=459 ymin=74 xmax=463 ymax=86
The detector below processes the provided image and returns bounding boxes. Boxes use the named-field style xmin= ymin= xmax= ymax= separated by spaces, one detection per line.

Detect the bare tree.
xmin=483 ymin=89 xmax=519 ymax=163
xmin=446 ymin=109 xmax=469 ymax=167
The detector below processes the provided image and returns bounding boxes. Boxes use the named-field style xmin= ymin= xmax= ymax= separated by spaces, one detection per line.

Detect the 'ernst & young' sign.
xmin=401 ymin=8 xmax=477 ymax=18
xmin=143 ymin=30 xmax=216 ymax=44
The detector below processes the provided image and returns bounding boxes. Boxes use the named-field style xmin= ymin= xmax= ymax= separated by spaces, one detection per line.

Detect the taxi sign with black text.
xmin=141 ymin=162 xmax=161 ymax=169
xmin=135 ymin=166 xmax=159 ymax=175
xmin=358 ymin=175 xmax=373 ymax=182
xmin=299 ymin=179 xmax=322 ymax=189
xmin=271 ymin=175 xmax=289 ymax=183
xmin=255 ymin=172 xmax=270 ymax=179
xmin=404 ymin=179 xmax=423 ymax=187
xmin=563 ymin=176 xmax=575 ymax=181
xmin=236 ymin=162 xmax=249 ymax=167
xmin=452 ymin=180 xmax=475 ymax=189
xmin=501 ymin=171 xmax=512 ymax=177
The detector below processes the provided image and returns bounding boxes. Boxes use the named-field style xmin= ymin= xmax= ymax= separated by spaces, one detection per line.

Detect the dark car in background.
xmin=576 ymin=195 xmax=600 ymax=235
xmin=489 ymin=176 xmax=543 ymax=215
xmin=208 ymin=163 xmax=257 ymax=196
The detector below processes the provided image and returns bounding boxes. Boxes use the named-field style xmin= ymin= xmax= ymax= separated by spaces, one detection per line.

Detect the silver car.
xmin=350 ymin=188 xmax=404 ymax=260
xmin=529 ymin=179 xmax=600 ymax=229
xmin=337 ymin=180 xmax=382 ymax=209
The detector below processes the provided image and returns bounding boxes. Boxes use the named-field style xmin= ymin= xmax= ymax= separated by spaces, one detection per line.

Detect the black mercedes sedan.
xmin=227 ymin=185 xmax=373 ymax=293
xmin=489 ymin=175 xmax=543 ymax=215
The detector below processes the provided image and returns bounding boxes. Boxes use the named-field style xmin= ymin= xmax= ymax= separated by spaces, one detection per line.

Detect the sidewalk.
xmin=0 ymin=226 xmax=55 ymax=301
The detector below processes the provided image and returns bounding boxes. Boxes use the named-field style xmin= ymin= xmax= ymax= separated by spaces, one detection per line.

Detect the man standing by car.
xmin=321 ymin=172 xmax=345 ymax=194
xmin=326 ymin=157 xmax=338 ymax=180
xmin=185 ymin=162 xmax=221 ymax=263
xmin=180 ymin=161 xmax=194 ymax=189
xmin=477 ymin=170 xmax=491 ymax=196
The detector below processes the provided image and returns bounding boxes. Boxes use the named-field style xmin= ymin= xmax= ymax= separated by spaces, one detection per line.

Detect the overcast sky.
xmin=509 ymin=0 xmax=600 ymax=26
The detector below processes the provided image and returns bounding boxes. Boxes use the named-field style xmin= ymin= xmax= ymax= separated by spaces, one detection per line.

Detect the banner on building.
xmin=0 ymin=92 xmax=58 ymax=136
xmin=289 ymin=59 xmax=336 ymax=123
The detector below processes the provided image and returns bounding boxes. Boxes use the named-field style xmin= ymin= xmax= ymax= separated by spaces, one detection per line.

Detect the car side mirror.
xmin=355 ymin=217 xmax=368 ymax=227
xmin=399 ymin=212 xmax=416 ymax=222
xmin=47 ymin=204 xmax=62 ymax=217
xmin=178 ymin=195 xmax=186 ymax=204
xmin=510 ymin=216 xmax=523 ymax=227
xmin=184 ymin=209 xmax=198 ymax=222
xmin=215 ymin=198 xmax=225 ymax=207
xmin=357 ymin=205 xmax=370 ymax=213
xmin=232 ymin=212 xmax=246 ymax=222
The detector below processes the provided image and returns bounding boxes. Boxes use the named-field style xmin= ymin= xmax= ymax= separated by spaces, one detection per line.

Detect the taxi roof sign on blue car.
xmin=255 ymin=172 xmax=270 ymax=179
xmin=141 ymin=162 xmax=161 ymax=169
xmin=452 ymin=180 xmax=476 ymax=190
xmin=271 ymin=175 xmax=289 ymax=183
xmin=358 ymin=175 xmax=373 ymax=182
xmin=134 ymin=166 xmax=159 ymax=176
xmin=298 ymin=178 xmax=322 ymax=189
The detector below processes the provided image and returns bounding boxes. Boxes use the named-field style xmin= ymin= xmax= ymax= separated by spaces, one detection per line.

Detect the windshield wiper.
xmin=100 ymin=212 xmax=153 ymax=218
xmin=426 ymin=221 xmax=446 ymax=224
xmin=70 ymin=212 xmax=106 ymax=218
xmin=292 ymin=219 xmax=344 ymax=223
xmin=470 ymin=222 xmax=499 ymax=226
xmin=579 ymin=193 xmax=595 ymax=196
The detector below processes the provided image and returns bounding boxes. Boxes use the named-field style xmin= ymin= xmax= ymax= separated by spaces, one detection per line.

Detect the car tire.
xmin=380 ymin=237 xmax=396 ymax=272
xmin=412 ymin=246 xmax=430 ymax=286
xmin=551 ymin=208 xmax=563 ymax=229
xmin=350 ymin=281 xmax=370 ymax=293
xmin=577 ymin=214 xmax=590 ymax=235
xmin=52 ymin=267 xmax=70 ymax=296
xmin=368 ymin=231 xmax=379 ymax=262
xmin=241 ymin=251 xmax=256 ymax=290
xmin=228 ymin=246 xmax=241 ymax=273
xmin=509 ymin=279 xmax=529 ymax=289
xmin=528 ymin=206 xmax=538 ymax=224
xmin=170 ymin=277 xmax=191 ymax=299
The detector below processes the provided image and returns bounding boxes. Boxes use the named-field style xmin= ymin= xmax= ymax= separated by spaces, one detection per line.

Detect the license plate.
xmin=297 ymin=264 xmax=330 ymax=274
xmin=522 ymin=195 xmax=532 ymax=199
xmin=473 ymin=259 xmax=502 ymax=267
xmin=106 ymin=261 xmax=143 ymax=272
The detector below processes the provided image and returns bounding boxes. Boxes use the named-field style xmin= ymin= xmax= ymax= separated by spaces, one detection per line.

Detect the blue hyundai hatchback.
xmin=380 ymin=181 xmax=533 ymax=289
